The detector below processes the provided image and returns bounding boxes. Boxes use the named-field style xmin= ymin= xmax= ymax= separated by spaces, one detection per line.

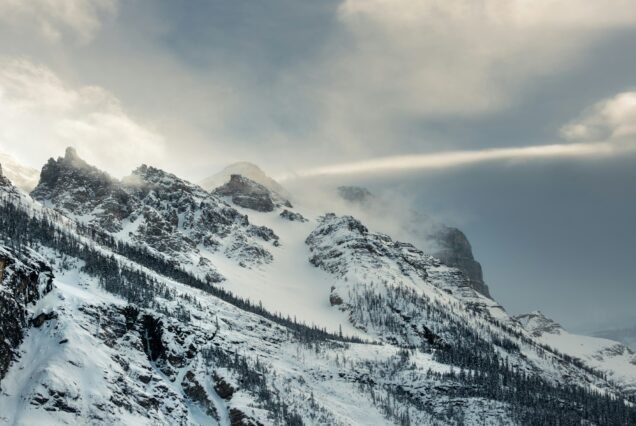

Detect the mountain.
xmin=0 ymin=149 xmax=634 ymax=425
xmin=595 ymin=326 xmax=636 ymax=351
xmin=0 ymin=152 xmax=40 ymax=192
xmin=214 ymin=174 xmax=292 ymax=212
xmin=336 ymin=186 xmax=490 ymax=298
xmin=200 ymin=162 xmax=288 ymax=196
xmin=515 ymin=311 xmax=636 ymax=396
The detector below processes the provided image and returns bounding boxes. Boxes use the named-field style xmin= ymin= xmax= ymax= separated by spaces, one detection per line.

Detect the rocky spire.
xmin=65 ymin=147 xmax=79 ymax=160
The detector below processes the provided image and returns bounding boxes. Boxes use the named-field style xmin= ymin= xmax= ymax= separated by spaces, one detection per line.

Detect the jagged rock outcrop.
xmin=432 ymin=226 xmax=491 ymax=298
xmin=279 ymin=209 xmax=307 ymax=222
xmin=306 ymin=214 xmax=507 ymax=341
xmin=335 ymin=185 xmax=491 ymax=297
xmin=30 ymin=149 xmax=277 ymax=271
xmin=31 ymin=147 xmax=133 ymax=233
xmin=0 ymin=247 xmax=54 ymax=382
xmin=200 ymin=161 xmax=288 ymax=196
xmin=214 ymin=174 xmax=292 ymax=212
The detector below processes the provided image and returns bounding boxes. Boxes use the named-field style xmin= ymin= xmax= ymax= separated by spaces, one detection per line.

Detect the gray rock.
xmin=432 ymin=227 xmax=491 ymax=298
xmin=215 ymin=174 xmax=292 ymax=212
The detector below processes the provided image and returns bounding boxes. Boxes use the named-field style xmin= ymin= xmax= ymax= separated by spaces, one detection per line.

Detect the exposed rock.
xmin=329 ymin=287 xmax=344 ymax=306
xmin=181 ymin=370 xmax=219 ymax=420
xmin=31 ymin=149 xmax=277 ymax=271
xmin=200 ymin=161 xmax=288 ymax=197
xmin=215 ymin=174 xmax=292 ymax=212
xmin=31 ymin=147 xmax=133 ymax=233
xmin=229 ymin=408 xmax=264 ymax=426
xmin=280 ymin=209 xmax=308 ymax=222
xmin=31 ymin=311 xmax=58 ymax=328
xmin=213 ymin=373 xmax=236 ymax=400
xmin=432 ymin=226 xmax=491 ymax=298
xmin=0 ymin=247 xmax=54 ymax=382
xmin=141 ymin=315 xmax=165 ymax=362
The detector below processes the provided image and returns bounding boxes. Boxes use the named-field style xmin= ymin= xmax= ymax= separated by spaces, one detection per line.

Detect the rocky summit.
xmin=0 ymin=148 xmax=634 ymax=425
xmin=214 ymin=174 xmax=292 ymax=212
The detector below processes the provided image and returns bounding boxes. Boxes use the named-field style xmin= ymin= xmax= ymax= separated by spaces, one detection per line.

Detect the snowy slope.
xmin=0 ymin=151 xmax=635 ymax=425
xmin=515 ymin=311 xmax=636 ymax=396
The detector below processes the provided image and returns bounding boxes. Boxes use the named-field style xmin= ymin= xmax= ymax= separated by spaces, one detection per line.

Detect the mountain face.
xmin=431 ymin=227 xmax=489 ymax=298
xmin=200 ymin=162 xmax=288 ymax=196
xmin=214 ymin=174 xmax=292 ymax=212
xmin=595 ymin=326 xmax=636 ymax=351
xmin=0 ymin=246 xmax=54 ymax=381
xmin=31 ymin=149 xmax=278 ymax=278
xmin=336 ymin=186 xmax=491 ymax=298
xmin=0 ymin=149 xmax=635 ymax=425
xmin=515 ymin=311 xmax=636 ymax=396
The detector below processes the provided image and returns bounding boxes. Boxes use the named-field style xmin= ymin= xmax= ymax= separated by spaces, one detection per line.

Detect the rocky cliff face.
xmin=31 ymin=147 xmax=133 ymax=233
xmin=335 ymin=185 xmax=491 ymax=297
xmin=31 ymin=149 xmax=278 ymax=275
xmin=0 ymin=247 xmax=54 ymax=382
xmin=432 ymin=226 xmax=490 ymax=298
xmin=200 ymin=161 xmax=289 ymax=196
xmin=214 ymin=174 xmax=292 ymax=212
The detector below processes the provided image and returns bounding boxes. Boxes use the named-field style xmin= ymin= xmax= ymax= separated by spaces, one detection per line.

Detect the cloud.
xmin=561 ymin=91 xmax=636 ymax=142
xmin=279 ymin=89 xmax=636 ymax=179
xmin=279 ymin=141 xmax=628 ymax=180
xmin=333 ymin=0 xmax=636 ymax=115
xmin=0 ymin=59 xmax=165 ymax=176
xmin=0 ymin=0 xmax=117 ymax=43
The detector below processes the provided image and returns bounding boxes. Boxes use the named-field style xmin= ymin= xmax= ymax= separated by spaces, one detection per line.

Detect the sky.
xmin=0 ymin=0 xmax=635 ymax=331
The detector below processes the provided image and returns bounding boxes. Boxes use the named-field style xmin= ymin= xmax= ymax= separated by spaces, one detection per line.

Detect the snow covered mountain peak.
xmin=514 ymin=311 xmax=563 ymax=337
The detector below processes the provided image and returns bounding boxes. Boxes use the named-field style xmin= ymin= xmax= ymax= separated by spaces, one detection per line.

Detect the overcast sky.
xmin=0 ymin=0 xmax=635 ymax=331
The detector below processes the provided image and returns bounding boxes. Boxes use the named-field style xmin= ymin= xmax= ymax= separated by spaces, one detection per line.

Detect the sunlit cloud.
xmin=279 ymin=140 xmax=632 ymax=180
xmin=0 ymin=58 xmax=165 ymax=177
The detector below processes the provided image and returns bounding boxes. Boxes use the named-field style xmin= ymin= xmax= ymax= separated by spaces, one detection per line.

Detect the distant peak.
xmin=60 ymin=146 xmax=89 ymax=170
xmin=514 ymin=311 xmax=563 ymax=337
xmin=65 ymin=147 xmax=79 ymax=161
xmin=337 ymin=186 xmax=373 ymax=204
xmin=200 ymin=161 xmax=288 ymax=196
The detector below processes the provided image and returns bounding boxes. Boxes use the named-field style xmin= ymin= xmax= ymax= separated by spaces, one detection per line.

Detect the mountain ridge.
xmin=0 ymin=148 xmax=634 ymax=425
